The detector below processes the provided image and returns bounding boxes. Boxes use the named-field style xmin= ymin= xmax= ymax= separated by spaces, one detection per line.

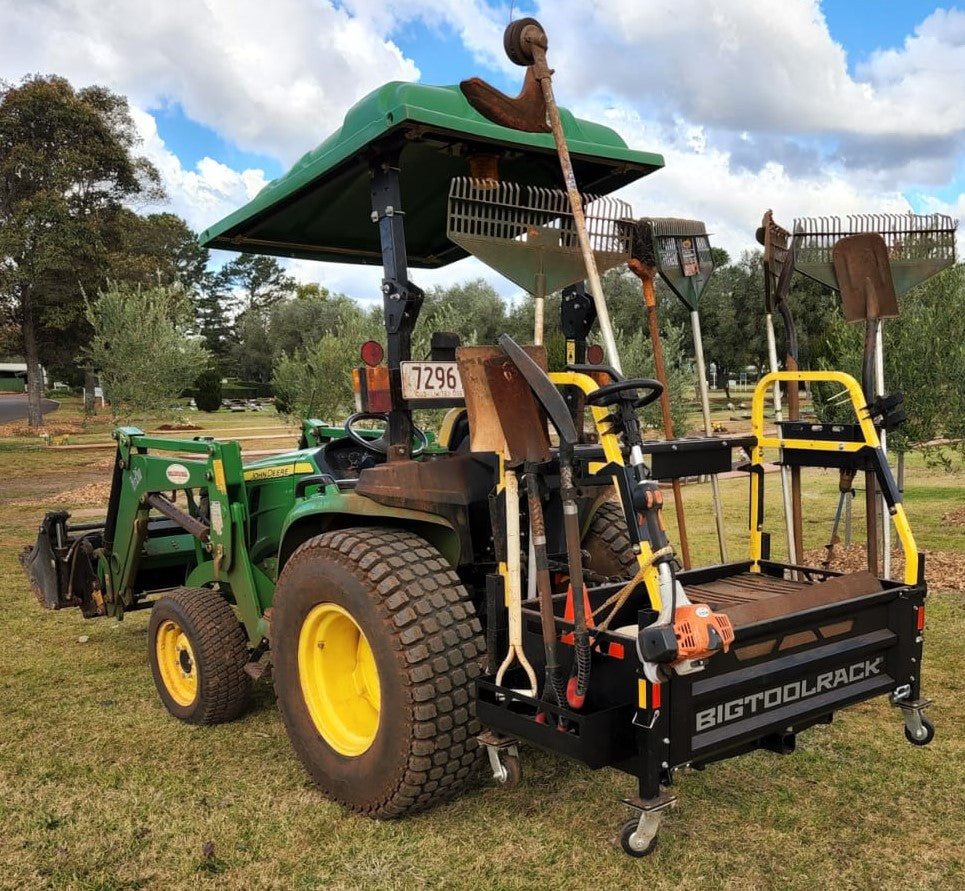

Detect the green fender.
xmin=278 ymin=487 xmax=462 ymax=570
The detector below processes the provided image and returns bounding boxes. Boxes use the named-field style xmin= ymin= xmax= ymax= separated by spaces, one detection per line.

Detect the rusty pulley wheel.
xmin=504 ymin=17 xmax=544 ymax=66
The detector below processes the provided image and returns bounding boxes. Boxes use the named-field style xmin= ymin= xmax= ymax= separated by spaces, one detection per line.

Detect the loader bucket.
xmin=20 ymin=511 xmax=104 ymax=616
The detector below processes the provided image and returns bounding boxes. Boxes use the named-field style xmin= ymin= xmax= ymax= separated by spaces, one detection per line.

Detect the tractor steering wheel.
xmin=585 ymin=378 xmax=664 ymax=410
xmin=344 ymin=412 xmax=428 ymax=457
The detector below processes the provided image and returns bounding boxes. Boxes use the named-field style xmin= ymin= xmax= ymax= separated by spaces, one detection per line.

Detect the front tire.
xmin=147 ymin=587 xmax=251 ymax=725
xmin=272 ymin=527 xmax=485 ymax=817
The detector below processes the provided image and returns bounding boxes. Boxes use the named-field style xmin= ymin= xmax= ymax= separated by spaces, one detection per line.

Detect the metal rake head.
xmin=758 ymin=210 xmax=789 ymax=304
xmin=793 ymin=212 xmax=957 ymax=296
xmin=446 ymin=177 xmax=632 ymax=296
xmin=634 ymin=217 xmax=715 ymax=311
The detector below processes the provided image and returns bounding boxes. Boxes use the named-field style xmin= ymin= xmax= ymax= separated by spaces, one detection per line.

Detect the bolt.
xmin=661 ymin=761 xmax=669 ymax=769
xmin=317 ymin=641 xmax=325 ymax=651
xmin=663 ymin=738 xmax=670 ymax=745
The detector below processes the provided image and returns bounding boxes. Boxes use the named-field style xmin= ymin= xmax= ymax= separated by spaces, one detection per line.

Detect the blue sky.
xmin=823 ymin=0 xmax=943 ymax=68
xmin=2 ymin=0 xmax=962 ymax=300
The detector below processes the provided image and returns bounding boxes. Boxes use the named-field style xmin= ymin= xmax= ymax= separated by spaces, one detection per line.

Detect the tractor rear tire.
xmin=584 ymin=501 xmax=638 ymax=580
xmin=271 ymin=527 xmax=486 ymax=818
xmin=147 ymin=587 xmax=251 ymax=725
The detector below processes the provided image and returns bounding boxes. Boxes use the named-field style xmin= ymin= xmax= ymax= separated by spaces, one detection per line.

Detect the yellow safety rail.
xmin=549 ymin=371 xmax=662 ymax=610
xmin=750 ymin=371 xmax=919 ymax=585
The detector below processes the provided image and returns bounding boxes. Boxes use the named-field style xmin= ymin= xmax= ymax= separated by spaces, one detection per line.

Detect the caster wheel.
xmin=497 ymin=754 xmax=522 ymax=790
xmin=619 ymin=817 xmax=659 ymax=858
xmin=503 ymin=17 xmax=544 ymax=66
xmin=905 ymin=716 xmax=935 ymax=746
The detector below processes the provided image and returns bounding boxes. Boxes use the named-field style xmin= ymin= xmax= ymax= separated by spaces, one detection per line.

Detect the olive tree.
xmin=84 ymin=283 xmax=209 ymax=418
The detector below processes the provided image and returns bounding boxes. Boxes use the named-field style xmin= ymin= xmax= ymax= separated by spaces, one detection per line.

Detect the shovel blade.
xmin=832 ymin=234 xmax=899 ymax=322
xmin=484 ymin=357 xmax=551 ymax=465
xmin=20 ymin=517 xmax=64 ymax=609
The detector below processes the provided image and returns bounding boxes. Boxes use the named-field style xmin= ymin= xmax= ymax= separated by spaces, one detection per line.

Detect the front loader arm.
xmin=98 ymin=429 xmax=266 ymax=639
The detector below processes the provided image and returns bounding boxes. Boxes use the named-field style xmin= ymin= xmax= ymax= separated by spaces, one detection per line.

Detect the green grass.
xmin=1 ymin=406 xmax=963 ymax=889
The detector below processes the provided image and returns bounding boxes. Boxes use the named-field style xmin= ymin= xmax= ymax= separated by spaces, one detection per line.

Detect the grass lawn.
xmin=1 ymin=401 xmax=962 ymax=889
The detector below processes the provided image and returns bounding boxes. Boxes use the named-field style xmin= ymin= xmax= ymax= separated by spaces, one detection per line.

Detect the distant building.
xmin=0 ymin=361 xmax=45 ymax=393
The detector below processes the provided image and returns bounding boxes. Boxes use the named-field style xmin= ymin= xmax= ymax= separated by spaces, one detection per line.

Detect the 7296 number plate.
xmin=400 ymin=361 xmax=463 ymax=400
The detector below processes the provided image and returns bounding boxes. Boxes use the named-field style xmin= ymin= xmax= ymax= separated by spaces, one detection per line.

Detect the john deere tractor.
xmin=23 ymin=19 xmax=933 ymax=855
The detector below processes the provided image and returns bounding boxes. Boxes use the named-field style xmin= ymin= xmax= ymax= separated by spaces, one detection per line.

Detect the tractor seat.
xmin=439 ymin=408 xmax=471 ymax=452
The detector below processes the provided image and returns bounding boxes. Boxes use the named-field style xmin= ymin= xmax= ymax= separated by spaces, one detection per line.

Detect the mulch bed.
xmin=941 ymin=505 xmax=965 ymax=526
xmin=12 ymin=482 xmax=113 ymax=508
xmin=804 ymin=544 xmax=965 ymax=592
xmin=0 ymin=421 xmax=87 ymax=438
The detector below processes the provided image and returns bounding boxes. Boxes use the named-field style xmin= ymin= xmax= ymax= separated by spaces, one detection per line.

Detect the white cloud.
xmin=536 ymin=1 xmax=965 ymax=140
xmin=2 ymin=0 xmax=961 ymax=294
xmin=0 ymin=0 xmax=419 ymax=164
xmin=339 ymin=0 xmax=510 ymax=73
xmin=589 ymin=103 xmax=918 ymax=261
xmin=129 ymin=108 xmax=269 ymax=234
xmin=284 ymin=254 xmax=522 ymax=308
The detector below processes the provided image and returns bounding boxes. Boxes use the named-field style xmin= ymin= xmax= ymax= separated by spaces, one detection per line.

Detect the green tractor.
xmin=23 ymin=20 xmax=933 ymax=855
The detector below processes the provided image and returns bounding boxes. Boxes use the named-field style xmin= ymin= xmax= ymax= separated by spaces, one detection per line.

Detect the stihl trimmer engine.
xmin=638 ymin=603 xmax=735 ymax=677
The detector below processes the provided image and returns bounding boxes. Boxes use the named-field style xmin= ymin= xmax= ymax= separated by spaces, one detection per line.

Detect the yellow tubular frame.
xmin=750 ymin=371 xmax=919 ymax=585
xmin=549 ymin=371 xmax=662 ymax=611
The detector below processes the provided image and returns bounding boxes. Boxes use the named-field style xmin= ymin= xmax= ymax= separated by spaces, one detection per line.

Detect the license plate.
xmin=400 ymin=361 xmax=463 ymax=400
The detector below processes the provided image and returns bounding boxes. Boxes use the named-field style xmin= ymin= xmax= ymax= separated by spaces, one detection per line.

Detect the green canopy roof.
xmin=199 ymin=81 xmax=663 ymax=268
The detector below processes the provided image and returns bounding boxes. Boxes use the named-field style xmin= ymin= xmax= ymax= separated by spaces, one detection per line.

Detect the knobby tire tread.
xmin=149 ymin=586 xmax=251 ymax=725
xmin=274 ymin=528 xmax=485 ymax=818
xmin=585 ymin=501 xmax=638 ymax=579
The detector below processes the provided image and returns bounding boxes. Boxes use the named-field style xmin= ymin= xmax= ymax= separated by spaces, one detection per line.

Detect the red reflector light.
xmin=917 ymin=607 xmax=925 ymax=631
xmin=360 ymin=340 xmax=384 ymax=367
xmin=652 ymin=682 xmax=662 ymax=709
xmin=586 ymin=343 xmax=605 ymax=365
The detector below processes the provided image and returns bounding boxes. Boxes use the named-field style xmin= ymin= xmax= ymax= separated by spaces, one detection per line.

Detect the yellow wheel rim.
xmin=155 ymin=619 xmax=198 ymax=707
xmin=298 ymin=603 xmax=381 ymax=756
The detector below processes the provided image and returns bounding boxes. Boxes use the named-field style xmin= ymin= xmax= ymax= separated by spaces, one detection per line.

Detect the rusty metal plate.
xmin=456 ymin=345 xmax=548 ymax=459
xmin=485 ymin=357 xmax=551 ymax=465
xmin=832 ymin=233 xmax=899 ymax=322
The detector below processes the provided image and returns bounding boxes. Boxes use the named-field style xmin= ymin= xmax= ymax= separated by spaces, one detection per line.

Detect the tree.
xmin=229 ymin=308 xmax=274 ymax=383
xmin=194 ymin=283 xmax=234 ymax=359
xmin=651 ymin=249 xmax=840 ymax=395
xmin=419 ymin=279 xmax=507 ymax=347
xmin=268 ymin=291 xmax=357 ymax=359
xmin=217 ymin=253 xmax=296 ymax=314
xmin=272 ymin=301 xmax=382 ymax=420
xmin=109 ymin=211 xmax=209 ymax=293
xmin=84 ymin=282 xmax=209 ymax=417
xmin=193 ymin=367 xmax=223 ymax=412
xmin=0 ymin=75 xmax=161 ymax=425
